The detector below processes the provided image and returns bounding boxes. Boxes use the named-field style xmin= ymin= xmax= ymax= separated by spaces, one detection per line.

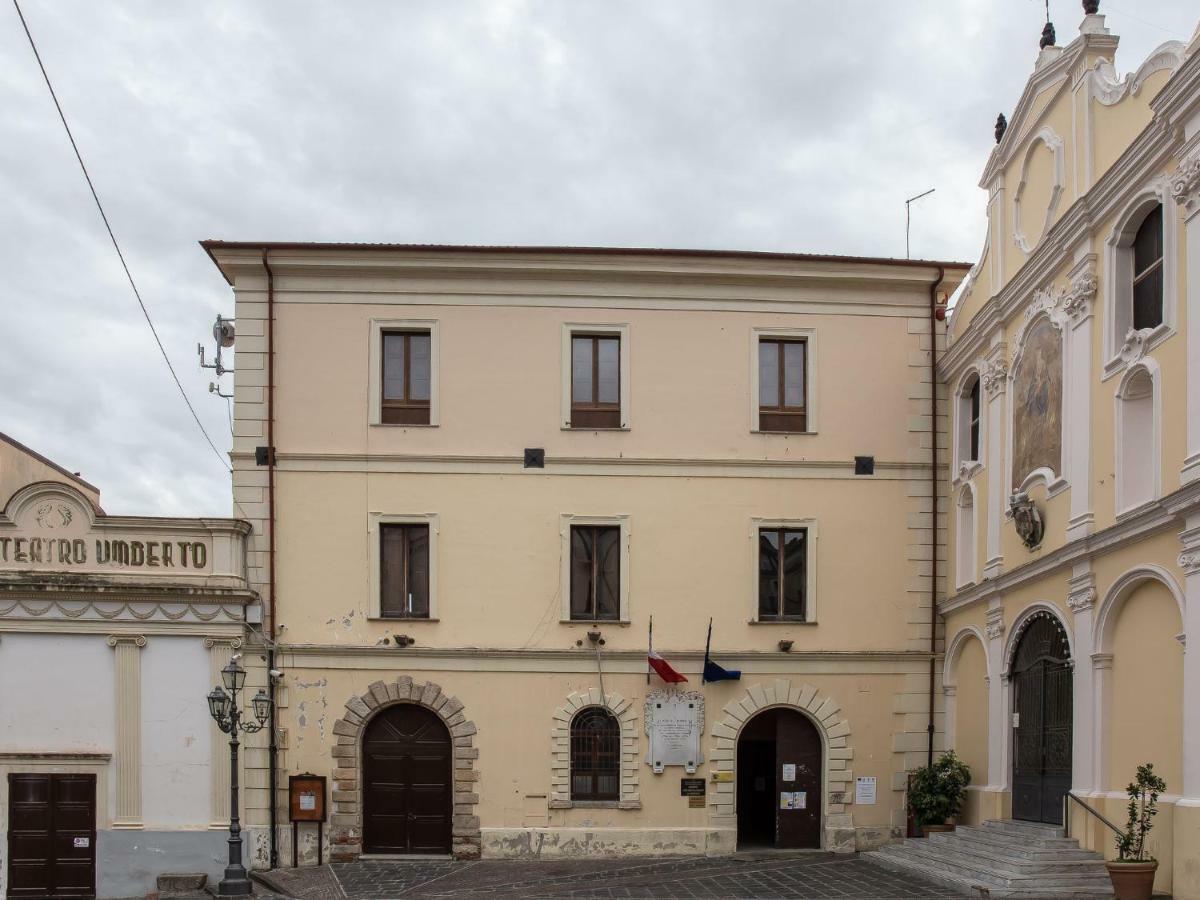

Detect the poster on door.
xmin=779 ymin=791 xmax=807 ymax=810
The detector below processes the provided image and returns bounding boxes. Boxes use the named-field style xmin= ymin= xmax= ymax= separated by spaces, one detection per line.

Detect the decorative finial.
xmin=995 ymin=114 xmax=1008 ymax=144
xmin=1082 ymin=0 xmax=1099 ymax=14
xmin=1040 ymin=20 xmax=1056 ymax=49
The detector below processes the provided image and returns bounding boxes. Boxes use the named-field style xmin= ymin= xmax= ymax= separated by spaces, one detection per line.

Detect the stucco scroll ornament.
xmin=1179 ymin=551 xmax=1200 ymax=574
xmin=1008 ymin=491 xmax=1044 ymax=550
xmin=1170 ymin=150 xmax=1200 ymax=217
xmin=1061 ymin=269 xmax=1098 ymax=323
xmin=1067 ymin=586 xmax=1096 ymax=612
xmin=985 ymin=609 xmax=1005 ymax=641
xmin=981 ymin=358 xmax=1009 ymax=399
xmin=34 ymin=502 xmax=72 ymax=529
xmin=1023 ymin=284 xmax=1068 ymax=331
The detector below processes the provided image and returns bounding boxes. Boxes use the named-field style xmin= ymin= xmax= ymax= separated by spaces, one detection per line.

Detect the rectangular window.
xmin=758 ymin=339 xmax=807 ymax=432
xmin=570 ymin=335 xmax=621 ymax=428
xmin=570 ymin=525 xmax=620 ymax=620
xmin=758 ymin=527 xmax=807 ymax=620
xmin=381 ymin=331 xmax=432 ymax=425
xmin=1132 ymin=205 xmax=1164 ymax=332
xmin=380 ymin=523 xmax=430 ymax=618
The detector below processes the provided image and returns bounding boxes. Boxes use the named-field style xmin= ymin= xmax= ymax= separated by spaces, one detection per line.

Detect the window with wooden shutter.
xmin=570 ymin=706 xmax=621 ymax=801
xmin=381 ymin=331 xmax=432 ymax=425
xmin=757 ymin=527 xmax=808 ymax=621
xmin=569 ymin=525 xmax=620 ymax=621
xmin=758 ymin=338 xmax=807 ymax=432
xmin=380 ymin=523 xmax=430 ymax=618
xmin=570 ymin=334 xmax=621 ymax=428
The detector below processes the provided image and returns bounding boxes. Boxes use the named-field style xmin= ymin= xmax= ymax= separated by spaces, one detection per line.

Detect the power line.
xmin=12 ymin=0 xmax=231 ymax=476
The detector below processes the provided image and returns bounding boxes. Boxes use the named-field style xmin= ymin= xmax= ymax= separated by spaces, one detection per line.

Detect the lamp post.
xmin=207 ymin=659 xmax=272 ymax=896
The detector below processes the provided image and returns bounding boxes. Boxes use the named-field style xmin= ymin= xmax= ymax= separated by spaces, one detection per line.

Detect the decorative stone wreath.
xmin=329 ymin=676 xmax=480 ymax=860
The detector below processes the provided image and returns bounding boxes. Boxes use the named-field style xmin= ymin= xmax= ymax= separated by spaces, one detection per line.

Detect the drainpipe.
xmin=928 ymin=265 xmax=945 ymax=768
xmin=262 ymin=249 xmax=279 ymax=869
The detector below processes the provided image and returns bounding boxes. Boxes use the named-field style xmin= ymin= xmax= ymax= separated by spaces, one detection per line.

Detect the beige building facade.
xmin=205 ymin=242 xmax=968 ymax=864
xmin=941 ymin=12 xmax=1200 ymax=898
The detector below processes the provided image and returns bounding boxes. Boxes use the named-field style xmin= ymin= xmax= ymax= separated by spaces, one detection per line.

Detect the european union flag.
xmin=701 ymin=618 xmax=741 ymax=683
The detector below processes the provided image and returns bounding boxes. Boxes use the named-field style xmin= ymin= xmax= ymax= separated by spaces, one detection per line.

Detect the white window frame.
xmin=368 ymin=512 xmax=440 ymax=620
xmin=953 ymin=368 xmax=985 ymax=481
xmin=750 ymin=517 xmax=819 ymax=624
xmin=559 ymin=513 xmax=631 ymax=623
xmin=368 ymin=318 xmax=440 ymax=426
xmin=1102 ymin=181 xmax=1177 ymax=381
xmin=750 ymin=327 xmax=818 ymax=434
xmin=1114 ymin=360 xmax=1161 ymax=518
xmin=561 ymin=323 xmax=631 ymax=430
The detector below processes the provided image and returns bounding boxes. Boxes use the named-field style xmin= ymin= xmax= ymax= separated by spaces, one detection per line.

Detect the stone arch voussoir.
xmin=549 ymin=687 xmax=641 ymax=809
xmin=329 ymin=676 xmax=480 ymax=861
xmin=708 ymin=679 xmax=854 ymax=851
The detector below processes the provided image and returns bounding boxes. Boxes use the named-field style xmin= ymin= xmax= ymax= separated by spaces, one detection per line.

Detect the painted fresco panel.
xmin=1011 ymin=317 xmax=1062 ymax=487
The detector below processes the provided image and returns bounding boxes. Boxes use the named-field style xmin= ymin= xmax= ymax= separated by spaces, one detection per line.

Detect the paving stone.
xmin=259 ymin=853 xmax=973 ymax=899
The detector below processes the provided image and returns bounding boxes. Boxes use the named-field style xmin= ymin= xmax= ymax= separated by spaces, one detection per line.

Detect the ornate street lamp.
xmin=207 ymin=658 xmax=271 ymax=896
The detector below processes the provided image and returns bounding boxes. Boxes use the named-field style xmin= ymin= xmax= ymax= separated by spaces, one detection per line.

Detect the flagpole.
xmin=703 ymin=618 xmax=713 ymax=684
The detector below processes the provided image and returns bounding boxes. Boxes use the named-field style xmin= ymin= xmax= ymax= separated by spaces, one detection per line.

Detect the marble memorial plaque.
xmin=645 ymin=690 xmax=704 ymax=773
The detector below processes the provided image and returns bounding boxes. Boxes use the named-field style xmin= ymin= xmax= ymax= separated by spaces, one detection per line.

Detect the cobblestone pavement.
xmin=256 ymin=853 xmax=973 ymax=899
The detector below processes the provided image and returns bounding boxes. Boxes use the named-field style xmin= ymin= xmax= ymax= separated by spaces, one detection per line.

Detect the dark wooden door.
xmin=776 ymin=709 xmax=822 ymax=849
xmin=7 ymin=773 xmax=97 ymax=899
xmin=362 ymin=704 xmax=452 ymax=854
xmin=1012 ymin=615 xmax=1072 ymax=824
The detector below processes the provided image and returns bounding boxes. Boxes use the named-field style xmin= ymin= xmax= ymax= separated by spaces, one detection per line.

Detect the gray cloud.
xmin=2 ymin=0 xmax=1195 ymax=515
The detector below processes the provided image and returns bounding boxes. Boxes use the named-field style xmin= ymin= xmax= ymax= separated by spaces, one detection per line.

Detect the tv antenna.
xmin=198 ymin=314 xmax=236 ymax=377
xmin=905 ymin=188 xmax=935 ymax=259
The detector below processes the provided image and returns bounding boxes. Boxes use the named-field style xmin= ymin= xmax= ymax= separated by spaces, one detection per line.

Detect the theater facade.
xmin=0 ymin=432 xmax=256 ymax=898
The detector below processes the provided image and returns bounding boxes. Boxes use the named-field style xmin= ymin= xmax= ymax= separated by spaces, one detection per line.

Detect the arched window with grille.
xmin=570 ymin=706 xmax=620 ymax=801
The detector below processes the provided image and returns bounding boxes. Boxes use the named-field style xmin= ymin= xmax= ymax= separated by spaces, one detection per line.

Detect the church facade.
xmin=940 ymin=11 xmax=1200 ymax=898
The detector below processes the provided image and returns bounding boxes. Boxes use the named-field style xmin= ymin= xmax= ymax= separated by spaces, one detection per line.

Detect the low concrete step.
xmin=951 ymin=824 xmax=1091 ymax=853
xmin=931 ymin=829 xmax=1105 ymax=864
xmin=868 ymin=836 xmax=1113 ymax=896
xmin=981 ymin=818 xmax=1064 ymax=838
xmin=157 ymin=873 xmax=208 ymax=898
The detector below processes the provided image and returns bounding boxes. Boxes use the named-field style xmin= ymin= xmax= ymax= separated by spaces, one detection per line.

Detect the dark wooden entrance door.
xmin=362 ymin=704 xmax=452 ymax=854
xmin=1011 ymin=614 xmax=1072 ymax=825
xmin=6 ymin=773 xmax=97 ymax=899
xmin=736 ymin=708 xmax=822 ymax=849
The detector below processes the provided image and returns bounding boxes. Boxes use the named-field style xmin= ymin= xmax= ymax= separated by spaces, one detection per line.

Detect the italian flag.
xmin=647 ymin=615 xmax=688 ymax=683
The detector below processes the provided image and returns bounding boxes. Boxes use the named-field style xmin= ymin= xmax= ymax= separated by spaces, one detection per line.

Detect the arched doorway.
xmin=362 ymin=703 xmax=453 ymax=855
xmin=736 ymin=708 xmax=822 ymax=849
xmin=1010 ymin=613 xmax=1072 ymax=824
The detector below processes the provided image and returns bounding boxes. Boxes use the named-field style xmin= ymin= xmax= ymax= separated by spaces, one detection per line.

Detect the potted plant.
xmin=1106 ymin=763 xmax=1166 ymax=900
xmin=908 ymin=750 xmax=971 ymax=837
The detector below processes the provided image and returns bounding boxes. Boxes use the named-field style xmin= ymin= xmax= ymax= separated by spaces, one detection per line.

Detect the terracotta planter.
xmin=1105 ymin=860 xmax=1157 ymax=900
xmin=921 ymin=824 xmax=955 ymax=837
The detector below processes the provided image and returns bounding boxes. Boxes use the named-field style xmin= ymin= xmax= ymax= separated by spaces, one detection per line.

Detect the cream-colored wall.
xmin=1107 ymin=579 xmax=1183 ymax=793
xmin=280 ymin=666 xmax=908 ymax=832
xmin=275 ymin=469 xmax=918 ymax=652
xmin=270 ymin=301 xmax=919 ymax=463
xmin=953 ymin=637 xmax=988 ymax=788
xmin=0 ymin=435 xmax=100 ymax=511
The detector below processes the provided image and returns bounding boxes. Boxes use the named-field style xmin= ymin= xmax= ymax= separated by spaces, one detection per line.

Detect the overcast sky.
xmin=2 ymin=1 xmax=1197 ymax=517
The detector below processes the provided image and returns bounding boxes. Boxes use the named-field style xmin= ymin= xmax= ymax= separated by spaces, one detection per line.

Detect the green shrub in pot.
xmin=908 ymin=750 xmax=971 ymax=834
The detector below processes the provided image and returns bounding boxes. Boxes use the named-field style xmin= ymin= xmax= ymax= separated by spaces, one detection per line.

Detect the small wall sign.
xmin=680 ymin=777 xmax=706 ymax=797
xmin=73 ymin=837 xmax=90 ymax=848
xmin=855 ymin=776 xmax=877 ymax=805
xmin=289 ymin=773 xmax=327 ymax=823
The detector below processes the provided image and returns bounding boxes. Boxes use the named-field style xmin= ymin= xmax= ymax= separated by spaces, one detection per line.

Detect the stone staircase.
xmin=867 ymin=819 xmax=1114 ymax=896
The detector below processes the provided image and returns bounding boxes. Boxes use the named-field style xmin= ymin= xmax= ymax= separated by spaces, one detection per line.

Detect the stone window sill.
xmin=748 ymin=619 xmax=817 ymax=626
xmin=549 ymin=799 xmax=641 ymax=810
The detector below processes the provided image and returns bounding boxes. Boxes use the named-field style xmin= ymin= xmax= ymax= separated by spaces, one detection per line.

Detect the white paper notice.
xmin=794 ymin=791 xmax=807 ymax=809
xmin=299 ymin=792 xmax=316 ymax=811
xmin=74 ymin=837 xmax=89 ymax=848
xmin=782 ymin=764 xmax=796 ymax=781
xmin=855 ymin=776 xmax=877 ymax=805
